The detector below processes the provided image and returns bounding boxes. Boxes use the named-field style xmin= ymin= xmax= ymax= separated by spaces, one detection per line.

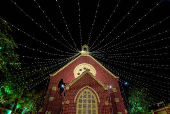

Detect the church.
xmin=39 ymin=45 xmax=127 ymax=114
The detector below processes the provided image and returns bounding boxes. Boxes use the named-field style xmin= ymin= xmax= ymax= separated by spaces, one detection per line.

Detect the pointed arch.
xmin=74 ymin=86 xmax=100 ymax=103
xmin=76 ymin=87 xmax=99 ymax=114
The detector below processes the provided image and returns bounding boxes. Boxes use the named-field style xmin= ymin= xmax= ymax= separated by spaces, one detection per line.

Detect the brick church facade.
xmin=39 ymin=45 xmax=127 ymax=114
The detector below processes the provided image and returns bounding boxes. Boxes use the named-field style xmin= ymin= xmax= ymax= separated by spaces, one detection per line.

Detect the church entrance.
xmin=76 ymin=89 xmax=98 ymax=114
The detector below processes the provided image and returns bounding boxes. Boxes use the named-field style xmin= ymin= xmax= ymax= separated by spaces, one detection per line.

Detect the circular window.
xmin=74 ymin=63 xmax=96 ymax=78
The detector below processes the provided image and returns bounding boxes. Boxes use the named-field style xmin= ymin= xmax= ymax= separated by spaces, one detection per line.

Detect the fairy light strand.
xmin=120 ymin=76 xmax=169 ymax=102
xmin=98 ymin=17 xmax=170 ymax=52
xmin=26 ymin=53 xmax=79 ymax=90
xmin=26 ymin=57 xmax=72 ymax=83
xmin=107 ymin=36 xmax=170 ymax=53
xmin=107 ymin=19 xmax=170 ymax=51
xmin=92 ymin=54 xmax=170 ymax=71
xmin=92 ymin=54 xmax=170 ymax=79
xmin=16 ymin=55 xmax=74 ymax=65
xmin=96 ymin=60 xmax=170 ymax=101
xmin=78 ymin=0 xmax=82 ymax=47
xmin=12 ymin=53 xmax=80 ymax=74
xmin=1 ymin=18 xmax=76 ymax=54
xmin=11 ymin=53 xmax=79 ymax=85
xmin=10 ymin=58 xmax=67 ymax=77
xmin=111 ymin=45 xmax=170 ymax=54
xmin=90 ymin=0 xmax=140 ymax=50
xmin=16 ymin=43 xmax=77 ymax=56
xmin=94 ymin=0 xmax=163 ymax=51
xmin=90 ymin=0 xmax=121 ymax=49
xmin=124 ymin=80 xmax=169 ymax=103
xmin=11 ymin=0 xmax=75 ymax=52
xmin=87 ymin=0 xmax=101 ymax=45
xmin=55 ymin=0 xmax=78 ymax=51
xmin=94 ymin=56 xmax=170 ymax=101
xmin=18 ymin=55 xmax=70 ymax=61
xmin=91 ymin=53 xmax=170 ymax=61
xmin=33 ymin=0 xmax=76 ymax=51
xmin=97 ymin=44 xmax=170 ymax=55
xmin=13 ymin=57 xmax=73 ymax=70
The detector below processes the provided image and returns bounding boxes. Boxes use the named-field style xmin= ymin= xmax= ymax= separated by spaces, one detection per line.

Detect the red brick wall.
xmin=49 ymin=56 xmax=119 ymax=85
xmin=63 ymin=73 xmax=110 ymax=114
xmin=154 ymin=108 xmax=170 ymax=114
xmin=40 ymin=56 xmax=126 ymax=114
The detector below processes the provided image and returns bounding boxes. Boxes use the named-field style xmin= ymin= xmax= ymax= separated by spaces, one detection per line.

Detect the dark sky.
xmin=1 ymin=0 xmax=170 ymax=107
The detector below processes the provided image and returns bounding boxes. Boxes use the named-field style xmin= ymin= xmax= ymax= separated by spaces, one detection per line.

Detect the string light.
xmin=26 ymin=63 xmax=64 ymax=87
xmin=91 ymin=54 xmax=170 ymax=69
xmin=55 ymin=0 xmax=78 ymax=51
xmin=96 ymin=60 xmax=167 ymax=103
xmin=16 ymin=56 xmax=75 ymax=65
xmin=106 ymin=36 xmax=170 ymax=53
xmin=5 ymin=54 xmax=78 ymax=84
xmin=10 ymin=0 xmax=75 ymax=52
xmin=10 ymin=53 xmax=79 ymax=88
xmin=126 ymin=82 xmax=168 ymax=103
xmin=97 ymin=44 xmax=170 ymax=55
xmin=107 ymin=23 xmax=170 ymax=51
xmin=78 ymin=0 xmax=82 ymax=47
xmin=98 ymin=19 xmax=170 ymax=52
xmin=90 ymin=0 xmax=141 ymax=50
xmin=87 ymin=0 xmax=101 ymax=45
xmin=121 ymin=77 xmax=169 ymax=102
xmin=92 ymin=54 xmax=170 ymax=80
xmin=18 ymin=55 xmax=69 ymax=61
xmin=26 ymin=53 xmax=79 ymax=90
xmin=12 ymin=53 xmax=80 ymax=75
xmin=33 ymin=0 xmax=76 ymax=51
xmin=93 ymin=57 xmax=170 ymax=101
xmin=91 ymin=55 xmax=168 ymax=108
xmin=14 ymin=58 xmax=70 ymax=70
xmin=10 ymin=58 xmax=66 ymax=79
xmin=16 ymin=43 xmax=77 ymax=56
xmin=94 ymin=0 xmax=163 ymax=51
xmin=90 ymin=0 xmax=121 ymax=49
xmin=2 ymin=0 xmax=169 ymax=107
xmin=26 ymin=76 xmax=49 ymax=91
xmin=0 ymin=19 xmax=75 ymax=54
xmin=92 ymin=53 xmax=170 ymax=61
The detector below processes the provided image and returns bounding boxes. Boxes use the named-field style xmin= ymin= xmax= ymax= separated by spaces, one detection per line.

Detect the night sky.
xmin=1 ymin=0 xmax=170 ymax=108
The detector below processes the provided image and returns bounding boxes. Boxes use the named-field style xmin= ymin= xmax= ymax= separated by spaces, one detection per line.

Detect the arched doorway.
xmin=76 ymin=89 xmax=98 ymax=114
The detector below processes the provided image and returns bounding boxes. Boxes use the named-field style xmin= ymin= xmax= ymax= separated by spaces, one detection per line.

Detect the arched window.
xmin=76 ymin=89 xmax=98 ymax=114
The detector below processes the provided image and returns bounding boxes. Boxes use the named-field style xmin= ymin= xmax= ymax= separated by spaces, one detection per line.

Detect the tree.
xmin=128 ymin=87 xmax=152 ymax=114
xmin=0 ymin=17 xmax=20 ymax=83
xmin=0 ymin=18 xmax=47 ymax=113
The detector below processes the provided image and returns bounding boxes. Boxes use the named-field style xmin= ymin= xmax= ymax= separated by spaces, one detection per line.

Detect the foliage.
xmin=128 ymin=87 xmax=152 ymax=114
xmin=0 ymin=17 xmax=45 ymax=114
xmin=0 ymin=84 xmax=42 ymax=113
xmin=0 ymin=17 xmax=20 ymax=83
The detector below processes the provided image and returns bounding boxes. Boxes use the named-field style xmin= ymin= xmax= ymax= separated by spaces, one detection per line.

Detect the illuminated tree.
xmin=0 ymin=18 xmax=44 ymax=114
xmin=0 ymin=17 xmax=20 ymax=83
xmin=128 ymin=87 xmax=152 ymax=114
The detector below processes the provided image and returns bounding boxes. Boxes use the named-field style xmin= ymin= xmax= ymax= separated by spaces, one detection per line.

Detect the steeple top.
xmin=81 ymin=45 xmax=89 ymax=56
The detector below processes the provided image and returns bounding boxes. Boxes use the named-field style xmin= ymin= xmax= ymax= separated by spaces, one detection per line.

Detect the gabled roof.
xmin=50 ymin=54 xmax=118 ymax=79
xmin=66 ymin=70 xmax=108 ymax=90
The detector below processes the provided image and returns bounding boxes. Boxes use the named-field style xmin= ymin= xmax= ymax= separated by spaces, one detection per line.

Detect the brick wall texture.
xmin=39 ymin=55 xmax=126 ymax=114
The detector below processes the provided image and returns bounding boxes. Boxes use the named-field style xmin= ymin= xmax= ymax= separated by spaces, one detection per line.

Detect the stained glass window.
xmin=76 ymin=89 xmax=98 ymax=114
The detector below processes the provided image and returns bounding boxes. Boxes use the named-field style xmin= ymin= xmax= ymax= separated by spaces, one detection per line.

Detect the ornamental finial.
xmin=81 ymin=45 xmax=89 ymax=56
